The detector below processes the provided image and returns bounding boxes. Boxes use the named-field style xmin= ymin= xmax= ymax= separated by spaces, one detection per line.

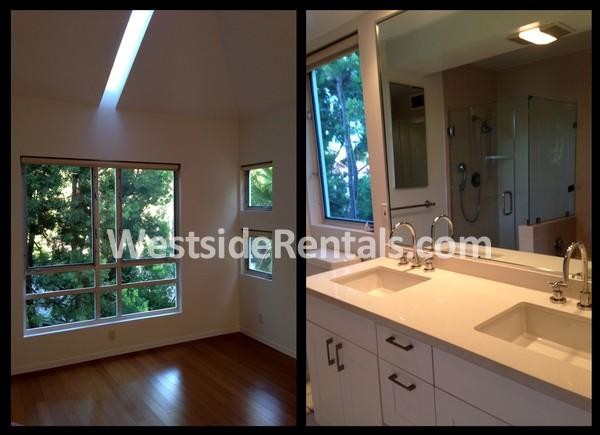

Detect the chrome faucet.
xmin=424 ymin=214 xmax=455 ymax=271
xmin=563 ymin=241 xmax=591 ymax=310
xmin=389 ymin=221 xmax=421 ymax=267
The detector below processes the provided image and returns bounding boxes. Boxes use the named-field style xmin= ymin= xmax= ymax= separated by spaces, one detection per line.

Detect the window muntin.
xmin=242 ymin=163 xmax=273 ymax=210
xmin=244 ymin=230 xmax=273 ymax=280
xmin=25 ymin=164 xmax=94 ymax=267
xmin=23 ymin=160 xmax=180 ymax=333
xmin=309 ymin=49 xmax=374 ymax=223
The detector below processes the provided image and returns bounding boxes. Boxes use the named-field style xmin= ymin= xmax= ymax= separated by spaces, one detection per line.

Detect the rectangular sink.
xmin=475 ymin=302 xmax=591 ymax=370
xmin=332 ymin=266 xmax=430 ymax=298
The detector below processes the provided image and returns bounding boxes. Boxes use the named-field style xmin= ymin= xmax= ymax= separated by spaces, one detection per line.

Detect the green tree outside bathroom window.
xmin=309 ymin=49 xmax=373 ymax=223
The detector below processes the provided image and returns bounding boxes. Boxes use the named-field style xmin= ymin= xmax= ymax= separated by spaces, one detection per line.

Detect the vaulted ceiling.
xmin=11 ymin=10 xmax=296 ymax=120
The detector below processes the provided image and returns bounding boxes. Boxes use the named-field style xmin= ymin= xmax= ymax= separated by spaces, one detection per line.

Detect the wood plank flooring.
xmin=11 ymin=333 xmax=296 ymax=426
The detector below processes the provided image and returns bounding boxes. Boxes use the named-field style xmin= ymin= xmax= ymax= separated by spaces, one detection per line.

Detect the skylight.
xmin=99 ymin=10 xmax=154 ymax=108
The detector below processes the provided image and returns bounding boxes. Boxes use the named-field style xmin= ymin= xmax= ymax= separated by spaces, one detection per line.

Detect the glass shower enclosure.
xmin=448 ymin=96 xmax=577 ymax=250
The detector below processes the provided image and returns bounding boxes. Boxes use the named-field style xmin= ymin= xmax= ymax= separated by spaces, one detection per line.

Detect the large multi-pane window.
xmin=309 ymin=49 xmax=373 ymax=223
xmin=23 ymin=158 xmax=179 ymax=334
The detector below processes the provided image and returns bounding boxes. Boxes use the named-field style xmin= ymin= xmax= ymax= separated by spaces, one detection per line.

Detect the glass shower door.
xmin=528 ymin=97 xmax=577 ymax=223
xmin=448 ymin=101 xmax=517 ymax=249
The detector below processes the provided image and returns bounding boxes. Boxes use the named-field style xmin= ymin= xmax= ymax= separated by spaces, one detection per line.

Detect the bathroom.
xmin=306 ymin=10 xmax=591 ymax=426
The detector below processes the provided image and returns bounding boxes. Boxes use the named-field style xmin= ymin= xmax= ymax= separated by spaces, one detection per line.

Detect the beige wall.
xmin=11 ymin=96 xmax=241 ymax=373
xmin=238 ymin=103 xmax=297 ymax=357
xmin=443 ymin=64 xmax=497 ymax=111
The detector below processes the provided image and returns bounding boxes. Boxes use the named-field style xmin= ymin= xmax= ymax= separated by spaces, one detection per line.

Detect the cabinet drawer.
xmin=379 ymin=358 xmax=436 ymax=426
xmin=435 ymin=388 xmax=507 ymax=426
xmin=376 ymin=323 xmax=433 ymax=383
xmin=307 ymin=293 xmax=376 ymax=353
xmin=433 ymin=348 xmax=591 ymax=426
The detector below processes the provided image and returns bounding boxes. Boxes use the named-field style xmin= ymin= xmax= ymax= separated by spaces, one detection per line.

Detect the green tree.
xmin=249 ymin=166 xmax=273 ymax=207
xmin=313 ymin=51 xmax=373 ymax=222
xmin=25 ymin=165 xmax=176 ymax=328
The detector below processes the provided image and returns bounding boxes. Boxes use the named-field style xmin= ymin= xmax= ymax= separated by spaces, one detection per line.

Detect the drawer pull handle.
xmin=388 ymin=373 xmax=416 ymax=391
xmin=386 ymin=336 xmax=414 ymax=351
xmin=335 ymin=342 xmax=344 ymax=372
xmin=325 ymin=338 xmax=335 ymax=366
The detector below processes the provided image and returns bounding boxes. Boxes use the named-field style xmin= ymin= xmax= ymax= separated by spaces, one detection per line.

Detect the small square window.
xmin=242 ymin=163 xmax=273 ymax=210
xmin=244 ymin=230 xmax=273 ymax=280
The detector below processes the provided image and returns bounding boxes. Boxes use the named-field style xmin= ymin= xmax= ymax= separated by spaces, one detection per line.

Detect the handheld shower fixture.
xmin=458 ymin=163 xmax=467 ymax=191
xmin=457 ymin=162 xmax=481 ymax=223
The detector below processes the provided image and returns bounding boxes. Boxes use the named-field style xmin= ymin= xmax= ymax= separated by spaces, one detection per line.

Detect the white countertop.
xmin=306 ymin=256 xmax=591 ymax=405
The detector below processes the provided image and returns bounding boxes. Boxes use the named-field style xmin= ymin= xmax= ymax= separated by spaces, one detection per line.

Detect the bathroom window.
xmin=242 ymin=162 xmax=273 ymax=210
xmin=244 ymin=230 xmax=273 ymax=280
xmin=22 ymin=158 xmax=180 ymax=335
xmin=308 ymin=47 xmax=373 ymax=224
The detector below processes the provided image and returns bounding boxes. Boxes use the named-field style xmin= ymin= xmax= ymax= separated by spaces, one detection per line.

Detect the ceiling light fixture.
xmin=518 ymin=27 xmax=557 ymax=45
xmin=100 ymin=10 xmax=154 ymax=108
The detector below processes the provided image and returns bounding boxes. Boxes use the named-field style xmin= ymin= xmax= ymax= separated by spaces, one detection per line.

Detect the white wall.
xmin=238 ymin=103 xmax=297 ymax=357
xmin=11 ymin=96 xmax=241 ymax=373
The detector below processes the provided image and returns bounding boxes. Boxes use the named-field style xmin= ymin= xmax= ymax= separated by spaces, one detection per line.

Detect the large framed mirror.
xmin=376 ymin=10 xmax=591 ymax=276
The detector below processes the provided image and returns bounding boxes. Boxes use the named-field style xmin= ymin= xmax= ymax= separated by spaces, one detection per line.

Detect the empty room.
xmin=11 ymin=10 xmax=296 ymax=426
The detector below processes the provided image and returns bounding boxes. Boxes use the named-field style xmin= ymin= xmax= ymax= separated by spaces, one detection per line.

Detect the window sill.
xmin=311 ymin=222 xmax=375 ymax=237
xmin=23 ymin=308 xmax=182 ymax=338
xmin=241 ymin=271 xmax=273 ymax=282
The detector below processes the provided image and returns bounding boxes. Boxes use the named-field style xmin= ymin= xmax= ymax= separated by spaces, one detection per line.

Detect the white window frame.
xmin=242 ymin=229 xmax=273 ymax=281
xmin=21 ymin=157 xmax=182 ymax=336
xmin=306 ymin=36 xmax=374 ymax=232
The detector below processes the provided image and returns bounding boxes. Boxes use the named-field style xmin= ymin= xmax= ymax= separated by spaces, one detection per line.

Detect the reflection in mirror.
xmin=389 ymin=83 xmax=428 ymax=188
xmin=376 ymin=10 xmax=591 ymax=275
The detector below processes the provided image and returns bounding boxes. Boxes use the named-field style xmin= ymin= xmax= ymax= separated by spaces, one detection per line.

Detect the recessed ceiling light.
xmin=518 ymin=27 xmax=557 ymax=45
xmin=100 ymin=10 xmax=154 ymax=108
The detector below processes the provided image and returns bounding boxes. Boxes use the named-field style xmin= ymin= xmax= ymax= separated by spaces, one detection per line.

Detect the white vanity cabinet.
xmin=307 ymin=293 xmax=591 ymax=426
xmin=378 ymin=358 xmax=436 ymax=425
xmin=434 ymin=388 xmax=507 ymax=426
xmin=306 ymin=293 xmax=383 ymax=425
xmin=306 ymin=321 xmax=382 ymax=426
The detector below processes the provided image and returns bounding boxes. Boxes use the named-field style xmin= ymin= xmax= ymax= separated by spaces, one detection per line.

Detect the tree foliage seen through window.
xmin=24 ymin=164 xmax=177 ymax=330
xmin=311 ymin=50 xmax=373 ymax=222
xmin=248 ymin=166 xmax=272 ymax=208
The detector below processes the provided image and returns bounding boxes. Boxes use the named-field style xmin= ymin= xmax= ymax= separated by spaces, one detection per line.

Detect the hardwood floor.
xmin=11 ymin=333 xmax=296 ymax=426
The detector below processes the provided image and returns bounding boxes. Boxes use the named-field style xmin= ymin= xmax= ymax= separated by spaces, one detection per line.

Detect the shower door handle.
xmin=502 ymin=191 xmax=513 ymax=216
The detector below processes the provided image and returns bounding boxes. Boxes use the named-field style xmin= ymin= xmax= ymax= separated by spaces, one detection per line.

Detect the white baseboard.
xmin=240 ymin=327 xmax=297 ymax=359
xmin=11 ymin=327 xmax=239 ymax=375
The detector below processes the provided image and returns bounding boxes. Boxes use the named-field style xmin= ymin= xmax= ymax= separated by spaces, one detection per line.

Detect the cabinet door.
xmin=337 ymin=338 xmax=383 ymax=425
xmin=435 ymin=388 xmax=507 ymax=426
xmin=306 ymin=321 xmax=344 ymax=426
xmin=379 ymin=358 xmax=436 ymax=426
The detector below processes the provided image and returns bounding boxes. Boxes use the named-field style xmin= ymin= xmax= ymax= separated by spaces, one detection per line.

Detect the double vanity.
xmin=306 ymin=252 xmax=591 ymax=426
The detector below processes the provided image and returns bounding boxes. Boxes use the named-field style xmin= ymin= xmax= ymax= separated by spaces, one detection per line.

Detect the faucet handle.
xmin=547 ymin=280 xmax=567 ymax=304
xmin=398 ymin=252 xmax=409 ymax=265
